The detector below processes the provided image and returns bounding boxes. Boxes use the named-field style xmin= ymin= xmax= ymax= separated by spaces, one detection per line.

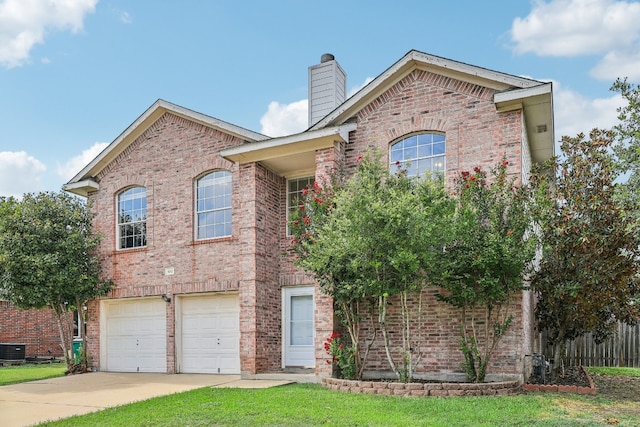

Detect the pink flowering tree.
xmin=434 ymin=159 xmax=537 ymax=382
xmin=289 ymin=172 xmax=370 ymax=379
xmin=290 ymin=150 xmax=453 ymax=381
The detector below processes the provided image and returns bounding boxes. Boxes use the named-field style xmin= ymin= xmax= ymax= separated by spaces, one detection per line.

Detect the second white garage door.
xmin=179 ymin=294 xmax=240 ymax=374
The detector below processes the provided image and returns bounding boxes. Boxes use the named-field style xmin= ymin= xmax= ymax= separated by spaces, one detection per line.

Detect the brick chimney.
xmin=308 ymin=53 xmax=346 ymax=127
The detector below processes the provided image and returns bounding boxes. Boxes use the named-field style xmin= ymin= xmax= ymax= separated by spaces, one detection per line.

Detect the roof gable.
xmin=310 ymin=50 xmax=545 ymax=130
xmin=64 ymin=99 xmax=268 ymax=196
xmin=309 ymin=49 xmax=554 ymax=164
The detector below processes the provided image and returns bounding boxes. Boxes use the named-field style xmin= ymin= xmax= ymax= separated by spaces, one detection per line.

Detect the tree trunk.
xmin=52 ymin=303 xmax=73 ymax=369
xmin=378 ymin=294 xmax=400 ymax=379
xmin=551 ymin=333 xmax=567 ymax=382
xmin=77 ymin=299 xmax=88 ymax=371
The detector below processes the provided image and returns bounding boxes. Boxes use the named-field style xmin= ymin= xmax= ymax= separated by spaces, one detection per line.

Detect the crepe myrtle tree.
xmin=434 ymin=159 xmax=537 ymax=383
xmin=529 ymin=130 xmax=640 ymax=381
xmin=0 ymin=191 xmax=113 ymax=371
xmin=290 ymin=150 xmax=453 ymax=382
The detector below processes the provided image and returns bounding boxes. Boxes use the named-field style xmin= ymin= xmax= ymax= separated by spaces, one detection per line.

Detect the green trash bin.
xmin=72 ymin=338 xmax=83 ymax=362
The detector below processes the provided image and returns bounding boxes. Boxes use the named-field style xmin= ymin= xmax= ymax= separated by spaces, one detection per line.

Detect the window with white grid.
xmin=196 ymin=170 xmax=232 ymax=240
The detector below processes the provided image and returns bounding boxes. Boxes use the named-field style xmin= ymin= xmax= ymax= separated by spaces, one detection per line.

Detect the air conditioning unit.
xmin=0 ymin=343 xmax=26 ymax=360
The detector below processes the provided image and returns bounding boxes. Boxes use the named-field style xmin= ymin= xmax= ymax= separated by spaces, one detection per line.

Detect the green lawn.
xmin=0 ymin=366 xmax=629 ymax=426
xmin=38 ymin=384 xmax=561 ymax=427
xmin=587 ymin=366 xmax=640 ymax=377
xmin=0 ymin=363 xmax=66 ymax=386
xmin=36 ymin=377 xmax=640 ymax=427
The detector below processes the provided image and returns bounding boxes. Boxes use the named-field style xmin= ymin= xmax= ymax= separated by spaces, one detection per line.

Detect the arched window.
xmin=196 ymin=170 xmax=232 ymax=240
xmin=389 ymin=133 xmax=445 ymax=178
xmin=117 ymin=186 xmax=147 ymax=249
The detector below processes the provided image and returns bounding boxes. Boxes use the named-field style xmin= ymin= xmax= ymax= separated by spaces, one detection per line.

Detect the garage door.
xmin=180 ymin=294 xmax=240 ymax=374
xmin=104 ymin=299 xmax=166 ymax=373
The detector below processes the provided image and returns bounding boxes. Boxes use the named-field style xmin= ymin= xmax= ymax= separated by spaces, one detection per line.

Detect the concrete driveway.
xmin=0 ymin=372 xmax=292 ymax=427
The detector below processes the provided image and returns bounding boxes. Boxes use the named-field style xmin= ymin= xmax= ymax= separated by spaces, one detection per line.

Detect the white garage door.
xmin=104 ymin=299 xmax=166 ymax=373
xmin=180 ymin=294 xmax=240 ymax=374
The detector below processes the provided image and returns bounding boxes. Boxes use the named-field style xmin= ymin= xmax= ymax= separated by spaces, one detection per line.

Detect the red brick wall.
xmin=348 ymin=69 xmax=522 ymax=182
xmin=253 ymin=165 xmax=285 ymax=372
xmin=87 ymin=112 xmax=249 ymax=372
xmin=353 ymin=290 xmax=524 ymax=378
xmin=0 ymin=301 xmax=72 ymax=358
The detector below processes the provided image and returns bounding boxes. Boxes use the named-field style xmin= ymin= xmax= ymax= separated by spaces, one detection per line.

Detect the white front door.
xmin=283 ymin=287 xmax=315 ymax=367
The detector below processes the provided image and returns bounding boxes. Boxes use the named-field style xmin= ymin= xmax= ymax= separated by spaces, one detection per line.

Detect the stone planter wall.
xmin=322 ymin=377 xmax=520 ymax=397
xmin=521 ymin=366 xmax=597 ymax=395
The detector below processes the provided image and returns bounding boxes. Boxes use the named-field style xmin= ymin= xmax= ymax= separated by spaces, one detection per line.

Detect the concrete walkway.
xmin=0 ymin=372 xmax=292 ymax=427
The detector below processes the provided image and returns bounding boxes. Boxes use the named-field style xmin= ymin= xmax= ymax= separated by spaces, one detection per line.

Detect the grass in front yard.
xmin=33 ymin=368 xmax=640 ymax=426
xmin=35 ymin=384 xmax=581 ymax=427
xmin=0 ymin=363 xmax=66 ymax=386
xmin=586 ymin=366 xmax=640 ymax=377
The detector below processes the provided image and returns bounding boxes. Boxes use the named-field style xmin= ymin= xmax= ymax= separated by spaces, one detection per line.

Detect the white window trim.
xmin=194 ymin=170 xmax=232 ymax=241
xmin=389 ymin=132 xmax=446 ymax=178
xmin=116 ymin=186 xmax=147 ymax=250
xmin=286 ymin=176 xmax=315 ymax=236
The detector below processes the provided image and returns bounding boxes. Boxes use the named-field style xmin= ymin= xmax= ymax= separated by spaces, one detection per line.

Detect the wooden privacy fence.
xmin=538 ymin=322 xmax=640 ymax=368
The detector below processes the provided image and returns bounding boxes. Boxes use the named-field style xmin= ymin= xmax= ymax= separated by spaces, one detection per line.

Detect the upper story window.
xmin=196 ymin=170 xmax=232 ymax=240
xmin=287 ymin=176 xmax=315 ymax=236
xmin=117 ymin=186 xmax=147 ymax=249
xmin=390 ymin=133 xmax=445 ymax=178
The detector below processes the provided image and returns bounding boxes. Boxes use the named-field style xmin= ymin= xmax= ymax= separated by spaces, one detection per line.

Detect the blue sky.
xmin=2 ymin=0 xmax=640 ymax=198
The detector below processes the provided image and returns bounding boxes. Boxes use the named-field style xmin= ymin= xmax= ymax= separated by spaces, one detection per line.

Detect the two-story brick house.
xmin=64 ymin=50 xmax=553 ymax=381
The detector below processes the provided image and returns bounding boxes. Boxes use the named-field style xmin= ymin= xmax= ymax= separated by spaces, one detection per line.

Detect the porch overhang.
xmin=220 ymin=123 xmax=356 ymax=177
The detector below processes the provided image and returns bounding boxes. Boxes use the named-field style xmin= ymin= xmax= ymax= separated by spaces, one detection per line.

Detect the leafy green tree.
xmin=611 ymin=78 xmax=640 ymax=234
xmin=289 ymin=174 xmax=370 ymax=379
xmin=0 ymin=192 xmax=113 ymax=370
xmin=530 ymin=129 xmax=640 ymax=380
xmin=290 ymin=151 xmax=452 ymax=381
xmin=435 ymin=160 xmax=536 ymax=383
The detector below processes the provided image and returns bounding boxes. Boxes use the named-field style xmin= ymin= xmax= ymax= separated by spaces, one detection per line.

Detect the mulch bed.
xmin=523 ymin=366 xmax=596 ymax=394
xmin=527 ymin=366 xmax=591 ymax=387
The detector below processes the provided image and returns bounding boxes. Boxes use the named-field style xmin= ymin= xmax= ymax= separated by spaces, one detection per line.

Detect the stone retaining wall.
xmin=322 ymin=378 xmax=521 ymax=397
xmin=521 ymin=367 xmax=596 ymax=395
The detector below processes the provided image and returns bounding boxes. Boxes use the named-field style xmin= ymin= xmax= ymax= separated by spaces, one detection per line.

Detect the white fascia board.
xmin=494 ymin=83 xmax=552 ymax=105
xmin=160 ymin=100 xmax=269 ymax=142
xmin=220 ymin=123 xmax=357 ymax=163
xmin=62 ymin=179 xmax=99 ymax=197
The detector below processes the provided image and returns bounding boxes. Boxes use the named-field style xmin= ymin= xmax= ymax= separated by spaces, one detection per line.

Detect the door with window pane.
xmin=284 ymin=287 xmax=315 ymax=367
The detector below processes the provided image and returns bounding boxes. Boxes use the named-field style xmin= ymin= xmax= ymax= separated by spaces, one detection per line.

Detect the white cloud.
xmin=57 ymin=141 xmax=108 ymax=181
xmin=260 ymin=78 xmax=376 ymax=137
xmin=0 ymin=0 xmax=98 ymax=68
xmin=590 ymin=49 xmax=640 ymax=80
xmin=552 ymin=80 xmax=624 ymax=140
xmin=260 ymin=99 xmax=308 ymax=137
xmin=511 ymin=0 xmax=640 ymax=57
xmin=0 ymin=151 xmax=46 ymax=198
